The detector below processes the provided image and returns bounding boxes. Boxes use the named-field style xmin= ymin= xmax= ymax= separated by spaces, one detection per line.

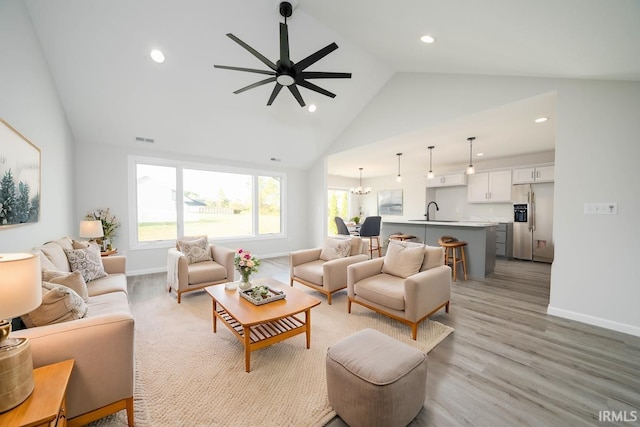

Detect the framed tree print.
xmin=0 ymin=118 xmax=41 ymax=226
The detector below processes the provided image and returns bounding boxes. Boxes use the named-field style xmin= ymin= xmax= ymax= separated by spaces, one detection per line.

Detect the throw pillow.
xmin=382 ymin=240 xmax=425 ymax=278
xmin=320 ymin=238 xmax=352 ymax=261
xmin=21 ymin=282 xmax=88 ymax=328
xmin=42 ymin=270 xmax=89 ymax=302
xmin=177 ymin=237 xmax=213 ymax=264
xmin=64 ymin=245 xmax=107 ymax=282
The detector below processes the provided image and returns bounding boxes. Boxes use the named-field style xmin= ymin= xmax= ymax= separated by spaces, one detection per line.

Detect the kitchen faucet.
xmin=425 ymin=201 xmax=439 ymax=221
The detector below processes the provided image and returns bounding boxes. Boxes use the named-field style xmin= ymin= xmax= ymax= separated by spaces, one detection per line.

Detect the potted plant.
xmin=350 ymin=216 xmax=361 ymax=225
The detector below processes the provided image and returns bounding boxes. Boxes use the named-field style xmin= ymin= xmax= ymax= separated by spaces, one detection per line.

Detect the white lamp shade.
xmin=0 ymin=253 xmax=42 ymax=319
xmin=79 ymin=220 xmax=104 ymax=238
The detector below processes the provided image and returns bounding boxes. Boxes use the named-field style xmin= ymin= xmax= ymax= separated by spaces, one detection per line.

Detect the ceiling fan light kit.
xmin=213 ymin=1 xmax=352 ymax=107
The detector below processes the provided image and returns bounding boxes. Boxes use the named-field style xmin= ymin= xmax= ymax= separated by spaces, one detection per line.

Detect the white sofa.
xmin=11 ymin=237 xmax=134 ymax=427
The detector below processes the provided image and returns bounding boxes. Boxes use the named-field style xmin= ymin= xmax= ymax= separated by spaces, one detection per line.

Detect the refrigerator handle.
xmin=531 ymin=192 xmax=536 ymax=232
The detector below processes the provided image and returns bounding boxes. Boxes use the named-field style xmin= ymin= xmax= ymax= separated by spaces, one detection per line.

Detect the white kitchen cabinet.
xmin=512 ymin=165 xmax=554 ymax=184
xmin=467 ymin=170 xmax=512 ymax=202
xmin=426 ymin=173 xmax=466 ymax=187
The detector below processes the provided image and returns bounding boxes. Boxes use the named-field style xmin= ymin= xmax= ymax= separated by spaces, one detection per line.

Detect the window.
xmin=130 ymin=157 xmax=284 ymax=247
xmin=327 ymin=188 xmax=350 ymax=235
xmin=135 ymin=164 xmax=177 ymax=242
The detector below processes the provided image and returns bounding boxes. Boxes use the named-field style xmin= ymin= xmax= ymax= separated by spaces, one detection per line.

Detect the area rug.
xmin=89 ymin=287 xmax=453 ymax=427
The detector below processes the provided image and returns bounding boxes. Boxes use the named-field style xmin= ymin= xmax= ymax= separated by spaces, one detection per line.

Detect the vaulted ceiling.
xmin=25 ymin=0 xmax=640 ymax=178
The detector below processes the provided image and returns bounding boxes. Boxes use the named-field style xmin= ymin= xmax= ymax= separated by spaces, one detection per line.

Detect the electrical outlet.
xmin=584 ymin=202 xmax=617 ymax=215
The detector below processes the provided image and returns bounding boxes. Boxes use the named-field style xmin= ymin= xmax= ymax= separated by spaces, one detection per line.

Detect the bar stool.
xmin=438 ymin=236 xmax=468 ymax=282
xmin=389 ymin=233 xmax=416 ymax=242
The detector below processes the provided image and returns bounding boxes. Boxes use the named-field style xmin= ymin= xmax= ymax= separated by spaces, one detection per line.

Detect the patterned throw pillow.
xmin=319 ymin=238 xmax=352 ymax=261
xmin=21 ymin=282 xmax=88 ymax=328
xmin=42 ymin=270 xmax=89 ymax=302
xmin=177 ymin=237 xmax=213 ymax=264
xmin=64 ymin=245 xmax=107 ymax=282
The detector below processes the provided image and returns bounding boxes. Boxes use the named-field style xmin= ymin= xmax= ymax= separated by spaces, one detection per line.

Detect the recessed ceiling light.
xmin=420 ymin=35 xmax=435 ymax=44
xmin=477 ymin=152 xmax=484 ymax=157
xmin=270 ymin=157 xmax=281 ymax=162
xmin=535 ymin=117 xmax=548 ymax=123
xmin=308 ymin=104 xmax=317 ymax=113
xmin=150 ymin=49 xmax=165 ymax=63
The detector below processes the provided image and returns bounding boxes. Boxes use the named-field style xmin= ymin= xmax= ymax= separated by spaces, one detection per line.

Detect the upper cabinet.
xmin=512 ymin=166 xmax=554 ymax=184
xmin=427 ymin=173 xmax=467 ymax=188
xmin=467 ymin=170 xmax=512 ymax=203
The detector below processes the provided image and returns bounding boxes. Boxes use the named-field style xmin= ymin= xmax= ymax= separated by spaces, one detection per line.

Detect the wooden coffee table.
xmin=205 ymin=277 xmax=321 ymax=372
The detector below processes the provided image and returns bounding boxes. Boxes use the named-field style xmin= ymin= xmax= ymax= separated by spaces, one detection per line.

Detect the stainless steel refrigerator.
xmin=512 ymin=183 xmax=554 ymax=263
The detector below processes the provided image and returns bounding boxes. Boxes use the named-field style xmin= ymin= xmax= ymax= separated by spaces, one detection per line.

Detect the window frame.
xmin=128 ymin=155 xmax=286 ymax=250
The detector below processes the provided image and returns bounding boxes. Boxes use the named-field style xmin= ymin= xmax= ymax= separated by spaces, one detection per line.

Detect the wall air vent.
xmin=135 ymin=136 xmax=155 ymax=143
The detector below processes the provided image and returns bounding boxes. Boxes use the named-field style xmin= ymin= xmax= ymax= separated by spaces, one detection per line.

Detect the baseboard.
xmin=547 ymin=305 xmax=640 ymax=338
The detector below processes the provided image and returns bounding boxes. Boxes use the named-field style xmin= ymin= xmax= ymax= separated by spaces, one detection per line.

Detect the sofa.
xmin=11 ymin=236 xmax=134 ymax=427
xmin=290 ymin=236 xmax=369 ymax=304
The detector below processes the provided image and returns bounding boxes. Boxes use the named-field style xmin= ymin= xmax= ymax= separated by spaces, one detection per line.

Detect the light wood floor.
xmin=128 ymin=258 xmax=640 ymax=426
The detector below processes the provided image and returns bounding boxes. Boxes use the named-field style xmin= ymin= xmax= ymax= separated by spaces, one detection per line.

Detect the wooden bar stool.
xmin=389 ymin=233 xmax=416 ymax=242
xmin=438 ymin=236 xmax=468 ymax=282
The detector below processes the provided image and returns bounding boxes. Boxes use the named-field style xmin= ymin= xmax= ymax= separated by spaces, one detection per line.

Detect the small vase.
xmin=238 ymin=275 xmax=252 ymax=292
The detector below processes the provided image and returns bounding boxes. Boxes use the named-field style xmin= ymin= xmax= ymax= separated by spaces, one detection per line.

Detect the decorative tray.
xmin=240 ymin=286 xmax=286 ymax=306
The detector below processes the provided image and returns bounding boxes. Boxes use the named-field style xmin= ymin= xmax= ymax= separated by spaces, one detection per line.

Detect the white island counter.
xmin=381 ymin=219 xmax=497 ymax=279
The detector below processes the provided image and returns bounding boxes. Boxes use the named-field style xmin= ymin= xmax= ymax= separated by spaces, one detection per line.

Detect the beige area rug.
xmin=90 ymin=287 xmax=453 ymax=427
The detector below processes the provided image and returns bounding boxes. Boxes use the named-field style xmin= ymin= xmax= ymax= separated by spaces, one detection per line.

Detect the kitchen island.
xmin=382 ymin=219 xmax=497 ymax=279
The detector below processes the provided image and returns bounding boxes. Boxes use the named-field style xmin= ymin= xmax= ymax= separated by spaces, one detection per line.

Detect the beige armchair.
xmin=347 ymin=240 xmax=451 ymax=339
xmin=167 ymin=236 xmax=235 ymax=303
xmin=290 ymin=236 xmax=369 ymax=304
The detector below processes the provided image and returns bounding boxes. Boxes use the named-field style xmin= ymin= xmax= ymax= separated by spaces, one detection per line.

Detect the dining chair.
xmin=335 ymin=217 xmax=352 ymax=236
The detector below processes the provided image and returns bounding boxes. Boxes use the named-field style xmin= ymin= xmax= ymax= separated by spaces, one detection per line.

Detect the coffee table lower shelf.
xmin=213 ymin=307 xmax=312 ymax=372
xmin=216 ymin=309 xmax=305 ymax=344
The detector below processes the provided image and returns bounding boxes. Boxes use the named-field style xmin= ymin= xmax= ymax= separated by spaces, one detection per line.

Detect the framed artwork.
xmin=0 ymin=118 xmax=41 ymax=226
xmin=378 ymin=189 xmax=403 ymax=215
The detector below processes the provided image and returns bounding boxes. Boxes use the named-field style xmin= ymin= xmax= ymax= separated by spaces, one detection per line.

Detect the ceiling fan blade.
xmin=300 ymin=71 xmax=352 ymax=79
xmin=296 ymin=79 xmax=336 ymax=98
xmin=294 ymin=43 xmax=338 ymax=71
xmin=214 ymin=65 xmax=276 ymax=76
xmin=226 ymin=33 xmax=277 ymax=71
xmin=233 ymin=77 xmax=277 ymax=94
xmin=279 ymin=23 xmax=291 ymax=68
xmin=267 ymin=84 xmax=284 ymax=106
xmin=287 ymin=84 xmax=306 ymax=107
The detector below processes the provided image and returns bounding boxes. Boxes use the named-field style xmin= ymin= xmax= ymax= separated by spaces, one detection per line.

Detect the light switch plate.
xmin=584 ymin=202 xmax=617 ymax=215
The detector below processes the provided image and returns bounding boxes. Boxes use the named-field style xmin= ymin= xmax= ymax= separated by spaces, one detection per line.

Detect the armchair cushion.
xmin=421 ymin=245 xmax=445 ymax=270
xmin=293 ymin=259 xmax=325 ymax=285
xmin=187 ymin=260 xmax=228 ymax=284
xmin=382 ymin=240 xmax=425 ymax=278
xmin=320 ymin=238 xmax=352 ymax=261
xmin=177 ymin=236 xmax=213 ymax=264
xmin=354 ymin=273 xmax=405 ymax=311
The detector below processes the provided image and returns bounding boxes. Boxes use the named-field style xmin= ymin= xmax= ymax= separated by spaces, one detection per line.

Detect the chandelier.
xmin=350 ymin=167 xmax=371 ymax=195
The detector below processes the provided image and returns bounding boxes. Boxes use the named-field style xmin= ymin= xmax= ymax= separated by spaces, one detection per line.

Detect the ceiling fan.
xmin=213 ymin=1 xmax=352 ymax=107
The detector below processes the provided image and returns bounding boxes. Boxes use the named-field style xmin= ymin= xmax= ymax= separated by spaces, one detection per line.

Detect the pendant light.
xmin=466 ymin=137 xmax=476 ymax=175
xmin=350 ymin=167 xmax=371 ymax=195
xmin=396 ymin=153 xmax=403 ymax=182
xmin=427 ymin=146 xmax=435 ymax=179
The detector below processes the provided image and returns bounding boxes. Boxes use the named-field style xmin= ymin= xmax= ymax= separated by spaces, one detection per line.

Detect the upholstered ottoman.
xmin=326 ymin=328 xmax=428 ymax=427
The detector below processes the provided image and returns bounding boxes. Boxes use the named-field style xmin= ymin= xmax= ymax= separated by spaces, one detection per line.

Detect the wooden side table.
xmin=100 ymin=249 xmax=118 ymax=257
xmin=0 ymin=359 xmax=74 ymax=427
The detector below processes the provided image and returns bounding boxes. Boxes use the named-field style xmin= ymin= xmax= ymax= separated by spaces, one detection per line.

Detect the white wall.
xmin=75 ymin=143 xmax=309 ymax=274
xmin=0 ymin=1 xmax=76 ymax=252
xmin=315 ymin=72 xmax=640 ymax=336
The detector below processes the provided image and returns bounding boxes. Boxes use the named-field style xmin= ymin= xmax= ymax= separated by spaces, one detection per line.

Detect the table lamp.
xmin=79 ymin=219 xmax=104 ymax=241
xmin=0 ymin=253 xmax=42 ymax=413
